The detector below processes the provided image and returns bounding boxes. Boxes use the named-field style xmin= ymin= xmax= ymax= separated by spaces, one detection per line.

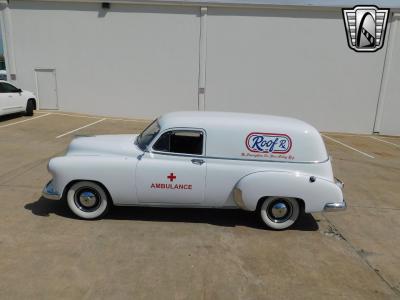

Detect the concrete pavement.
xmin=0 ymin=111 xmax=399 ymax=299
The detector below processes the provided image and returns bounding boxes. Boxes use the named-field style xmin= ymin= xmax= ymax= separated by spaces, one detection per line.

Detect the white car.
xmin=43 ymin=111 xmax=345 ymax=230
xmin=0 ymin=81 xmax=37 ymax=116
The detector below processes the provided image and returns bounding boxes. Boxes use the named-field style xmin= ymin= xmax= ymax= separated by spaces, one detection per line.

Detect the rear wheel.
xmin=67 ymin=181 xmax=110 ymax=219
xmin=259 ymin=196 xmax=300 ymax=230
xmin=25 ymin=99 xmax=35 ymax=116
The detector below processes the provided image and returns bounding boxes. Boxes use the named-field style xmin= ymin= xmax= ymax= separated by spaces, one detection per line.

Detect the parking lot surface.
xmin=0 ymin=111 xmax=399 ymax=299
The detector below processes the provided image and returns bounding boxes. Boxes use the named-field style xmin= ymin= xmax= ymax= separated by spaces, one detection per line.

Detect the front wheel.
xmin=25 ymin=99 xmax=34 ymax=116
xmin=67 ymin=181 xmax=110 ymax=219
xmin=258 ymin=197 xmax=300 ymax=230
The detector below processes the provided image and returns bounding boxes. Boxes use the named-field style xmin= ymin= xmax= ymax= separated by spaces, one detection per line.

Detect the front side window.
xmin=136 ymin=120 xmax=160 ymax=151
xmin=0 ymin=83 xmax=6 ymax=93
xmin=153 ymin=130 xmax=204 ymax=155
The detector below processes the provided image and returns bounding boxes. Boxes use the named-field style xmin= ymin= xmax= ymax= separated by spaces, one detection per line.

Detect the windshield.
xmin=136 ymin=119 xmax=160 ymax=151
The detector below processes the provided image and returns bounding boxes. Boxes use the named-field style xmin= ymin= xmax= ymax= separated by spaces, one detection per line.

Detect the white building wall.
xmin=374 ymin=13 xmax=400 ymax=136
xmin=8 ymin=1 xmax=200 ymax=118
xmin=2 ymin=1 xmax=399 ymax=134
xmin=205 ymin=7 xmax=387 ymax=133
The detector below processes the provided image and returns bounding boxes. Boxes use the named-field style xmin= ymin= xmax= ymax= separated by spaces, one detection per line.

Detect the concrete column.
xmin=0 ymin=2 xmax=17 ymax=83
xmin=198 ymin=6 xmax=207 ymax=111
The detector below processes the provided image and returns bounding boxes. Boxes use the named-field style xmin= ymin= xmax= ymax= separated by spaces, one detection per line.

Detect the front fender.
xmin=48 ymin=155 xmax=138 ymax=205
xmin=234 ymin=171 xmax=343 ymax=213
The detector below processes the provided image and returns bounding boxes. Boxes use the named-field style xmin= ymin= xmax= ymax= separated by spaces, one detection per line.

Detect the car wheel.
xmin=67 ymin=181 xmax=110 ymax=219
xmin=25 ymin=100 xmax=34 ymax=116
xmin=259 ymin=196 xmax=300 ymax=230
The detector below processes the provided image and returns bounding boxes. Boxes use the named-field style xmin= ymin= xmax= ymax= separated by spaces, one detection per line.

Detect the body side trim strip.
xmin=149 ymin=150 xmax=329 ymax=164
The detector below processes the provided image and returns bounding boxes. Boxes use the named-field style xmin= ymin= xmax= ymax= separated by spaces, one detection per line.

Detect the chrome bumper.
xmin=324 ymin=200 xmax=346 ymax=212
xmin=324 ymin=177 xmax=346 ymax=211
xmin=42 ymin=180 xmax=61 ymax=200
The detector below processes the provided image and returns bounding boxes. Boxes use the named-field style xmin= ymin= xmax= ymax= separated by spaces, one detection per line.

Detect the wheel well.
xmin=62 ymin=180 xmax=114 ymax=205
xmin=257 ymin=196 xmax=305 ymax=213
xmin=28 ymin=98 xmax=37 ymax=110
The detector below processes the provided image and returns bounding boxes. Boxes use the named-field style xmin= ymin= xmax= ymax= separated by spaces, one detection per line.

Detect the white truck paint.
xmin=43 ymin=111 xmax=345 ymax=229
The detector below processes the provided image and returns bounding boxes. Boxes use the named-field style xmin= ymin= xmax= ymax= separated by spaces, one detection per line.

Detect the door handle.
xmin=191 ymin=159 xmax=205 ymax=165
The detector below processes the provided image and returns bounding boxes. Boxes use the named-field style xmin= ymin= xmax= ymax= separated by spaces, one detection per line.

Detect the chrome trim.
xmin=150 ymin=149 xmax=204 ymax=158
xmin=271 ymin=202 xmax=288 ymax=219
xmin=150 ymin=127 xmax=207 ymax=156
xmin=335 ymin=177 xmax=344 ymax=189
xmin=79 ymin=191 xmax=97 ymax=207
xmin=136 ymin=119 xmax=161 ymax=151
xmin=42 ymin=180 xmax=61 ymax=200
xmin=206 ymin=155 xmax=330 ymax=164
xmin=267 ymin=198 xmax=293 ymax=223
xmin=74 ymin=188 xmax=101 ymax=212
xmin=324 ymin=200 xmax=346 ymax=212
xmin=191 ymin=158 xmax=205 ymax=165
xmin=148 ymin=151 xmax=330 ymax=164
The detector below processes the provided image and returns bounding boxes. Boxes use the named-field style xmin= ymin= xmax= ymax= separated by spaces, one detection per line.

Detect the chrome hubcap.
xmin=79 ymin=191 xmax=97 ymax=208
xmin=267 ymin=198 xmax=293 ymax=223
xmin=74 ymin=188 xmax=101 ymax=212
xmin=271 ymin=202 xmax=288 ymax=219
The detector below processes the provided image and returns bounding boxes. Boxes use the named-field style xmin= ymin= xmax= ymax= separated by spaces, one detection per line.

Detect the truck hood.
xmin=66 ymin=134 xmax=142 ymax=157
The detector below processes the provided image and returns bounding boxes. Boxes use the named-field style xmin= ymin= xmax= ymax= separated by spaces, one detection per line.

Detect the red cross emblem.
xmin=167 ymin=172 xmax=176 ymax=182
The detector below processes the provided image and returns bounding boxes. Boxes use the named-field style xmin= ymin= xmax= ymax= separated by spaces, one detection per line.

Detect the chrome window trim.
xmin=150 ymin=150 xmax=205 ymax=158
xmin=135 ymin=119 xmax=161 ymax=151
xmin=150 ymin=127 xmax=207 ymax=157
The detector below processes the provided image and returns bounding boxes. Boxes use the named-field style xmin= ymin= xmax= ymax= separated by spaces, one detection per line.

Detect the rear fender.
xmin=234 ymin=171 xmax=343 ymax=213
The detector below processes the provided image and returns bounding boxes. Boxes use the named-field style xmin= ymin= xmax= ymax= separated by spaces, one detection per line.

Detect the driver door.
xmin=136 ymin=130 xmax=206 ymax=205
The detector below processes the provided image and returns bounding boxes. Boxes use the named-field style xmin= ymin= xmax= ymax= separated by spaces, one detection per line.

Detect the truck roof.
xmin=159 ymin=111 xmax=313 ymax=132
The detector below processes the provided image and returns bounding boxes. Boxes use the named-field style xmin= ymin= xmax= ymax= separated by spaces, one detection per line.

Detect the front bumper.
xmin=42 ymin=180 xmax=61 ymax=200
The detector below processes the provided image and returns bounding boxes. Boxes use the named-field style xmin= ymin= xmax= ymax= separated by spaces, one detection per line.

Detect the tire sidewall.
xmin=67 ymin=181 xmax=109 ymax=219
xmin=26 ymin=100 xmax=34 ymax=116
xmin=259 ymin=197 xmax=300 ymax=230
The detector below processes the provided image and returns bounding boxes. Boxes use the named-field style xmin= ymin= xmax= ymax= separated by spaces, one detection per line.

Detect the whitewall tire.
xmin=67 ymin=181 xmax=110 ymax=219
xmin=259 ymin=196 xmax=300 ymax=230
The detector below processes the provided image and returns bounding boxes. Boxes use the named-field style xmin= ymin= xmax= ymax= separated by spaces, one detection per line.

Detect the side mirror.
xmin=16 ymin=88 xmax=22 ymax=93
